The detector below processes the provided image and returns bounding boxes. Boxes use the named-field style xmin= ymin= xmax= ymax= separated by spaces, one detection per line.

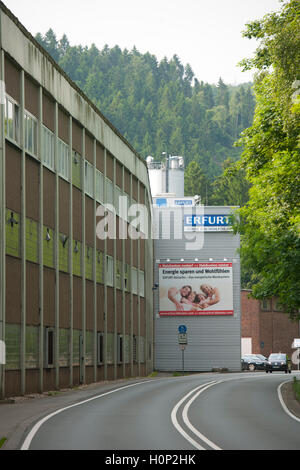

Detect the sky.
xmin=2 ymin=0 xmax=283 ymax=84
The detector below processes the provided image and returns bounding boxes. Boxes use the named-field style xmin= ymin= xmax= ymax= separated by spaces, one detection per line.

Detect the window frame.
xmin=24 ymin=109 xmax=38 ymax=157
xmin=42 ymin=125 xmax=55 ymax=171
xmin=4 ymin=94 xmax=20 ymax=144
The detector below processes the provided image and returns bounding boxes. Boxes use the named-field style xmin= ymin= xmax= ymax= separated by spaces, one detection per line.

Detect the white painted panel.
xmin=241 ymin=338 xmax=252 ymax=356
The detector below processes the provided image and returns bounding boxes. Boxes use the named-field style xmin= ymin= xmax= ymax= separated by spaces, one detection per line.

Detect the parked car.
xmin=265 ymin=353 xmax=292 ymax=373
xmin=241 ymin=354 xmax=266 ymax=371
xmin=255 ymin=354 xmax=268 ymax=362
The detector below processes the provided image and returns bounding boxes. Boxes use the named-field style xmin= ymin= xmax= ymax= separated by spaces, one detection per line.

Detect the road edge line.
xmin=20 ymin=379 xmax=155 ymax=450
xmin=277 ymin=380 xmax=300 ymax=424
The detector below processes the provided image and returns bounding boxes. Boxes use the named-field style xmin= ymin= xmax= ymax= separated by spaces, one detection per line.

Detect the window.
xmin=24 ymin=111 xmax=37 ymax=156
xmin=45 ymin=327 xmax=54 ymax=368
xmin=117 ymin=334 xmax=123 ymax=364
xmin=72 ymin=151 xmax=82 ymax=189
xmin=106 ymin=178 xmax=114 ymax=206
xmin=120 ymin=193 xmax=129 ymax=222
xmin=96 ymin=169 xmax=104 ymax=203
xmin=116 ymin=260 xmax=122 ymax=290
xmin=139 ymin=270 xmax=145 ymax=297
xmin=131 ymin=267 xmax=138 ymax=295
xmin=42 ymin=125 xmax=55 ymax=171
xmin=106 ymin=255 xmax=114 ymax=286
xmin=58 ymin=138 xmax=70 ymax=180
xmin=124 ymin=263 xmax=130 ymax=292
xmin=260 ymin=299 xmax=270 ymax=311
xmin=97 ymin=333 xmax=104 ymax=364
xmin=85 ymin=161 xmax=94 ymax=197
xmin=4 ymin=95 xmax=19 ymax=143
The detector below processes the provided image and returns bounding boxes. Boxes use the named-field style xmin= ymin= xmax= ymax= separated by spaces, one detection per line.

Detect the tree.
xmin=211 ymin=158 xmax=250 ymax=207
xmin=35 ymin=31 xmax=255 ymax=181
xmin=236 ymin=0 xmax=300 ymax=318
xmin=184 ymin=161 xmax=210 ymax=204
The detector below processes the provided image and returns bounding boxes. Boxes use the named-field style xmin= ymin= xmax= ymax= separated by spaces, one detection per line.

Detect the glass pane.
xmin=33 ymin=120 xmax=37 ymax=155
xmin=7 ymin=100 xmax=14 ymax=139
xmin=27 ymin=116 xmax=33 ymax=153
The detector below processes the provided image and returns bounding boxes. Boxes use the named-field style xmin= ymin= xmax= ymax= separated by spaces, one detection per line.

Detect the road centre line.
xmin=171 ymin=380 xmax=219 ymax=450
xmin=182 ymin=382 xmax=223 ymax=450
xmin=172 ymin=373 xmax=300 ymax=451
xmin=20 ymin=372 xmax=300 ymax=450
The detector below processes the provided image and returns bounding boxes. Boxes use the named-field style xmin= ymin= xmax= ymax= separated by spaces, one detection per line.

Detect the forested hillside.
xmin=35 ymin=30 xmax=255 ymax=184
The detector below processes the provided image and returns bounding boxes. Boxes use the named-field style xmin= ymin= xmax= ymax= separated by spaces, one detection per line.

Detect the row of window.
xmin=5 ymin=324 xmax=145 ymax=370
xmin=260 ymin=299 xmax=284 ymax=312
xmin=6 ymin=209 xmax=145 ymax=294
xmin=4 ymin=94 xmax=143 ymax=221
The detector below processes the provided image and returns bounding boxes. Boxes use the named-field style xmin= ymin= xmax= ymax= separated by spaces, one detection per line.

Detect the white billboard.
xmin=159 ymin=262 xmax=233 ymax=316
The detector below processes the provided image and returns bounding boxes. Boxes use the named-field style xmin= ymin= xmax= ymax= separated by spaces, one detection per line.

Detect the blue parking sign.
xmin=178 ymin=325 xmax=187 ymax=334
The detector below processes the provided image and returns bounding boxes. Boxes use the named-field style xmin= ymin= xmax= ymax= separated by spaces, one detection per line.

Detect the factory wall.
xmin=0 ymin=2 xmax=153 ymax=398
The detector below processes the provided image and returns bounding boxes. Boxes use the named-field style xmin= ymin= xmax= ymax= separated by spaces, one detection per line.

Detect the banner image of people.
xmin=159 ymin=262 xmax=233 ymax=316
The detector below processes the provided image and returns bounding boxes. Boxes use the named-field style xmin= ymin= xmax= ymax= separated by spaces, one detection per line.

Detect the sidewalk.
xmin=0 ymin=375 xmax=166 ymax=450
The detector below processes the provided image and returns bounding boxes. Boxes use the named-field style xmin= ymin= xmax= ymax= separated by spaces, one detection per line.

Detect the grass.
xmin=293 ymin=377 xmax=300 ymax=403
xmin=0 ymin=437 xmax=7 ymax=448
xmin=47 ymin=390 xmax=60 ymax=396
xmin=148 ymin=371 xmax=158 ymax=378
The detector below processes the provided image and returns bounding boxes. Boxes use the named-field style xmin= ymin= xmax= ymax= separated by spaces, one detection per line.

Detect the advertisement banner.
xmin=159 ymin=262 xmax=233 ymax=316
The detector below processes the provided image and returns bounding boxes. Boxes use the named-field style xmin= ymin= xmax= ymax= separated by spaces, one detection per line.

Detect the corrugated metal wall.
xmin=154 ymin=206 xmax=241 ymax=371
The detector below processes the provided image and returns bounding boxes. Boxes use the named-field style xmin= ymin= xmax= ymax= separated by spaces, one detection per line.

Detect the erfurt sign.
xmin=184 ymin=214 xmax=233 ymax=232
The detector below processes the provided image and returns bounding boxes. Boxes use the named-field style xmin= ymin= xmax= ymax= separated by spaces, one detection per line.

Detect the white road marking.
xmin=20 ymin=379 xmax=154 ymax=450
xmin=171 ymin=372 xmax=300 ymax=451
xmin=182 ymin=381 xmax=222 ymax=450
xmin=277 ymin=379 xmax=300 ymax=424
xmin=171 ymin=381 xmax=219 ymax=450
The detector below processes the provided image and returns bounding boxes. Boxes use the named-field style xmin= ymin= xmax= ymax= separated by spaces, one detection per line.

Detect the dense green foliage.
xmin=35 ymin=30 xmax=255 ymax=185
xmin=236 ymin=0 xmax=300 ymax=318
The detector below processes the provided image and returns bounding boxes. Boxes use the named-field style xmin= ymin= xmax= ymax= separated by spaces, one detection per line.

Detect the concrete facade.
xmin=153 ymin=205 xmax=241 ymax=372
xmin=0 ymin=2 xmax=153 ymax=398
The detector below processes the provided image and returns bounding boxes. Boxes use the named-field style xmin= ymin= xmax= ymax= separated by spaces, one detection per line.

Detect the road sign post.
xmin=178 ymin=326 xmax=187 ymax=375
xmin=180 ymin=345 xmax=185 ymax=375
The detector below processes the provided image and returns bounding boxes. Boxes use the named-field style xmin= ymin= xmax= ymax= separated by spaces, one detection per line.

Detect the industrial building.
xmin=0 ymin=2 xmax=154 ymax=398
xmin=147 ymin=155 xmax=241 ymax=372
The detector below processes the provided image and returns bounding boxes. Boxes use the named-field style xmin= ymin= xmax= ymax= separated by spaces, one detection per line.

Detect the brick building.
xmin=241 ymin=290 xmax=300 ymax=361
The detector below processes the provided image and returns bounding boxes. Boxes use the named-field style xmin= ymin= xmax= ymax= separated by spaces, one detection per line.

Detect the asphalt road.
xmin=21 ymin=372 xmax=300 ymax=450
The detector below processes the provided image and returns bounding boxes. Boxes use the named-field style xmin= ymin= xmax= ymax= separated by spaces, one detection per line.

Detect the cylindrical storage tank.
xmin=148 ymin=168 xmax=163 ymax=196
xmin=168 ymin=168 xmax=184 ymax=197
